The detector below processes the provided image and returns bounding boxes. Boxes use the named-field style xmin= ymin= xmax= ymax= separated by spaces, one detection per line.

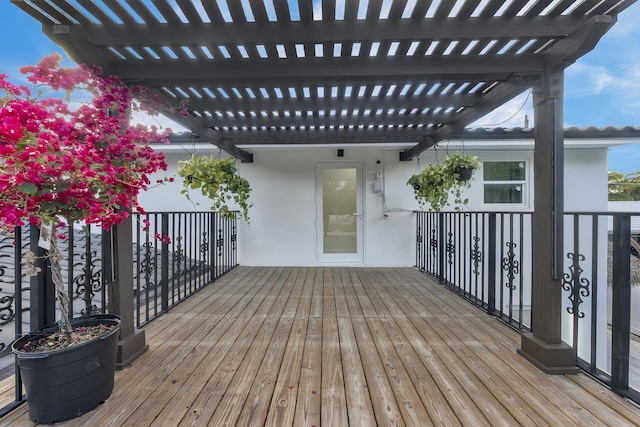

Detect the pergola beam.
xmin=543 ymin=15 xmax=615 ymax=69
xmin=400 ymin=76 xmax=535 ymax=160
xmin=165 ymin=92 xmax=479 ymax=115
xmin=109 ymin=56 xmax=540 ymax=82
xmin=74 ymin=17 xmax=585 ymax=46
xmin=166 ymin=113 xmax=254 ymax=163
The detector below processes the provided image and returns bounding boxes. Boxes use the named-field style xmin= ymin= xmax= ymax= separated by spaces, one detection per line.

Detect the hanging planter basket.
xmin=408 ymin=151 xmax=481 ymax=211
xmin=454 ymin=166 xmax=475 ymax=182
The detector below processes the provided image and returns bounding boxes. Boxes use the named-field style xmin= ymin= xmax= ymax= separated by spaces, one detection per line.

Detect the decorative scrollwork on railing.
xmin=0 ymin=292 xmax=15 ymax=326
xmin=502 ymin=241 xmax=520 ymax=290
xmin=562 ymin=252 xmax=590 ymax=318
xmin=174 ymin=236 xmax=184 ymax=275
xmin=430 ymin=228 xmax=438 ymax=259
xmin=416 ymin=225 xmax=423 ymax=245
xmin=217 ymin=228 xmax=224 ymax=257
xmin=200 ymin=231 xmax=208 ymax=255
xmin=73 ymin=250 xmax=101 ymax=316
xmin=231 ymin=225 xmax=237 ymax=250
xmin=471 ymin=236 xmax=483 ymax=276
xmin=141 ymin=242 xmax=156 ymax=289
xmin=446 ymin=232 xmax=455 ymax=265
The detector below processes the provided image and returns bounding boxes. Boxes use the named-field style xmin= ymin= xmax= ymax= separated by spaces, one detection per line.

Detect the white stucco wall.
xmin=138 ymin=141 xmax=610 ymax=267
xmin=141 ymin=145 xmax=420 ymax=266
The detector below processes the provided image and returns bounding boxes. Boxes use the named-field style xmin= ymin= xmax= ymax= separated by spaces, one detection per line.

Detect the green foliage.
xmin=608 ymin=171 xmax=640 ymax=201
xmin=408 ymin=152 xmax=480 ymax=211
xmin=177 ymin=155 xmax=252 ymax=221
xmin=408 ymin=163 xmax=451 ymax=212
xmin=442 ymin=151 xmax=481 ymax=177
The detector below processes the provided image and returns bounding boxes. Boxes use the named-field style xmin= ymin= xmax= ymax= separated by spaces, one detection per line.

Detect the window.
xmin=483 ymin=161 xmax=526 ymax=204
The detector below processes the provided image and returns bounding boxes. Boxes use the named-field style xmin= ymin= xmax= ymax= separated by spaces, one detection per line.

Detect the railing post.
xmin=161 ymin=214 xmax=169 ymax=314
xmin=102 ymin=228 xmax=112 ymax=314
xmin=109 ymin=216 xmax=148 ymax=369
xmin=14 ymin=226 xmax=24 ymax=402
xmin=438 ymin=212 xmax=445 ymax=284
xmin=416 ymin=212 xmax=422 ymax=270
xmin=611 ymin=214 xmax=631 ymax=395
xmin=29 ymin=225 xmax=55 ymax=330
xmin=210 ymin=213 xmax=216 ymax=280
xmin=232 ymin=215 xmax=238 ymax=267
xmin=488 ymin=213 xmax=497 ymax=315
xmin=211 ymin=213 xmax=218 ymax=279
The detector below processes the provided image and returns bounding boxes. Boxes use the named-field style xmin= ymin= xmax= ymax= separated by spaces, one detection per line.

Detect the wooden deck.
xmin=2 ymin=266 xmax=640 ymax=426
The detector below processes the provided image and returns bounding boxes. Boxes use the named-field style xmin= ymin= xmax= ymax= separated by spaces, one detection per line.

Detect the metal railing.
xmin=415 ymin=211 xmax=533 ymax=331
xmin=0 ymin=211 xmax=238 ymax=417
xmin=563 ymin=212 xmax=640 ymax=403
xmin=416 ymin=210 xmax=640 ymax=404
xmin=131 ymin=212 xmax=238 ymax=327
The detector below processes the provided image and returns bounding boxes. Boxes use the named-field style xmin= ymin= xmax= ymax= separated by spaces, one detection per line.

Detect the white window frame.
xmin=481 ymin=159 xmax=530 ymax=210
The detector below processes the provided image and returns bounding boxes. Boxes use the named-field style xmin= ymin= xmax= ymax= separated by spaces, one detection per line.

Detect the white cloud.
xmin=566 ymin=60 xmax=640 ymax=122
xmin=566 ymin=62 xmax=615 ymax=97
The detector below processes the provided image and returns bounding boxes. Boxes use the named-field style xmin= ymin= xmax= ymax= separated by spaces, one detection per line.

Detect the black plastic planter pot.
xmin=11 ymin=314 xmax=121 ymax=424
xmin=455 ymin=167 xmax=474 ymax=182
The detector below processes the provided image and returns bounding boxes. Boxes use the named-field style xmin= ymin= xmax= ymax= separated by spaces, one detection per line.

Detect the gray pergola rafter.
xmin=12 ymin=0 xmax=634 ymax=163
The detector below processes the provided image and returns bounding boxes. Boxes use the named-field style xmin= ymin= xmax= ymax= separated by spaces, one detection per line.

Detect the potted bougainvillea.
xmin=1 ymin=53 xmax=182 ymax=424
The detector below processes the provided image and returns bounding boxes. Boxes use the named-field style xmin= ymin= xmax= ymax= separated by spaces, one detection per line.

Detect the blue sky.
xmin=1 ymin=1 xmax=639 ymax=173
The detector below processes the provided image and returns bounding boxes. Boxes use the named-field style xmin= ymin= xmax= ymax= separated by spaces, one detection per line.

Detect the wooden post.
xmin=518 ymin=68 xmax=578 ymax=374
xmin=109 ymin=216 xmax=148 ymax=369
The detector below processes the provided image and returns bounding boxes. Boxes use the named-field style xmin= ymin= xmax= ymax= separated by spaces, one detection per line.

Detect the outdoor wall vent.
xmin=337 ymin=149 xmax=344 ymax=157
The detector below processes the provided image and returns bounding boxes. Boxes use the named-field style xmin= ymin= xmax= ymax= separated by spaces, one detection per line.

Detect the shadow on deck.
xmin=1 ymin=266 xmax=639 ymax=426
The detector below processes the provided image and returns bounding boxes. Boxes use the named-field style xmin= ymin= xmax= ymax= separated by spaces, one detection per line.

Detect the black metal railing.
xmin=416 ymin=210 xmax=640 ymax=404
xmin=415 ymin=211 xmax=533 ymax=331
xmin=563 ymin=212 xmax=640 ymax=404
xmin=131 ymin=212 xmax=237 ymax=327
xmin=0 ymin=211 xmax=238 ymax=418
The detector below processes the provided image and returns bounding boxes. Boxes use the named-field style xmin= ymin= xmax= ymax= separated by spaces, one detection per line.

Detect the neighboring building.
xmin=141 ymin=126 xmax=640 ymax=267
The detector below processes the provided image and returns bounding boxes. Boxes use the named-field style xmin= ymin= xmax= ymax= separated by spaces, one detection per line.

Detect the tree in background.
xmin=608 ymin=171 xmax=640 ymax=201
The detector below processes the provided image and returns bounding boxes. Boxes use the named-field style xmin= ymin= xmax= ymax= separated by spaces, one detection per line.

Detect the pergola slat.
xmin=9 ymin=0 xmax=636 ymax=160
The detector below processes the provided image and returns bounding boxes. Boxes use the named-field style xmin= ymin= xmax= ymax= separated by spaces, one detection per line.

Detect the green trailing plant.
xmin=443 ymin=152 xmax=481 ymax=207
xmin=408 ymin=163 xmax=452 ymax=212
xmin=408 ymin=152 xmax=481 ymax=211
xmin=443 ymin=151 xmax=481 ymax=181
xmin=177 ymin=155 xmax=252 ymax=221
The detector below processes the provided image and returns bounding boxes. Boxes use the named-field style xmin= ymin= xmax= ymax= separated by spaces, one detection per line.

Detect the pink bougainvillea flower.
xmin=0 ymin=53 xmax=186 ymax=238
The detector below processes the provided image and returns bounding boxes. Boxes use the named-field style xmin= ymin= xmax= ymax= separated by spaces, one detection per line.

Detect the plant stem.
xmin=50 ymin=235 xmax=72 ymax=335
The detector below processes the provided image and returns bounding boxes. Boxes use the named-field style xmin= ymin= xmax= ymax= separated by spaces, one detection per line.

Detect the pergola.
xmin=12 ymin=0 xmax=637 ymax=374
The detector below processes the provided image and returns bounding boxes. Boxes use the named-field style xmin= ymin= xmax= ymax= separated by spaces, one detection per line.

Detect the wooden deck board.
xmin=2 ymin=266 xmax=640 ymax=426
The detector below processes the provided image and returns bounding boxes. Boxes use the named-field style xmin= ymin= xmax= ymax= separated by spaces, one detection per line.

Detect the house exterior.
xmin=141 ymin=127 xmax=640 ymax=374
xmin=141 ymin=127 xmax=639 ymax=268
xmin=10 ymin=0 xmax=638 ymax=393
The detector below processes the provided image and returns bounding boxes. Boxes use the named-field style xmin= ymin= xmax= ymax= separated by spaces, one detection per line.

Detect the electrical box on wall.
xmin=373 ymin=180 xmax=383 ymax=193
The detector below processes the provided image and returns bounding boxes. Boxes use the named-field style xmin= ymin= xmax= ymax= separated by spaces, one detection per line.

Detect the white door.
xmin=316 ymin=162 xmax=364 ymax=263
